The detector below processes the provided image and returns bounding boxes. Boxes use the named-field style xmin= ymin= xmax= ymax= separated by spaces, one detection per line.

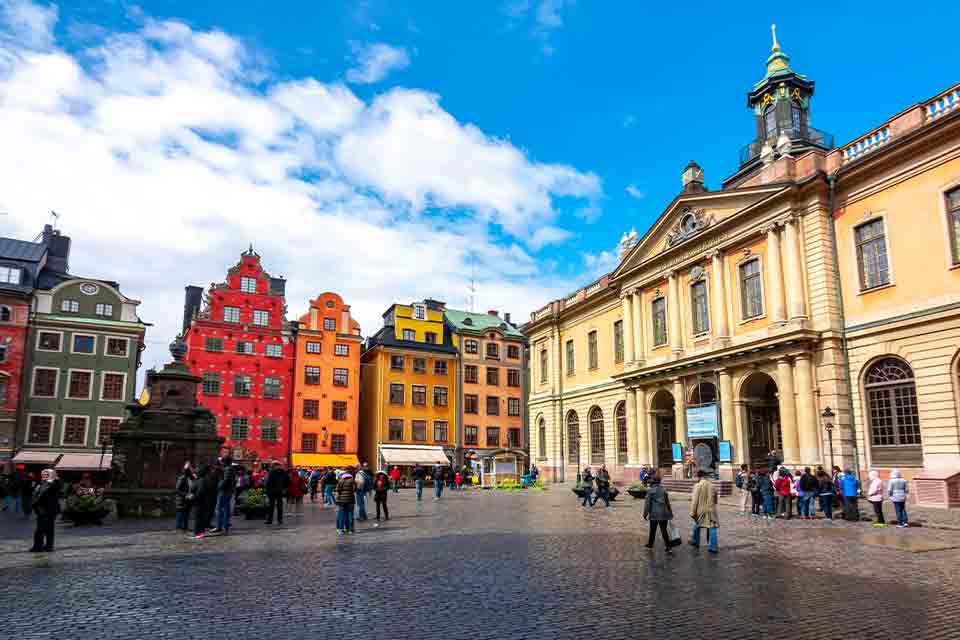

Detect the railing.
xmin=925 ymin=87 xmax=960 ymax=122
xmin=738 ymin=125 xmax=835 ymax=165
xmin=841 ymin=125 xmax=890 ymax=164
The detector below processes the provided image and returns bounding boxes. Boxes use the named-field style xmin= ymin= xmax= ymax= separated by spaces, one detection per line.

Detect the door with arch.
xmin=650 ymin=389 xmax=676 ymax=469
xmin=741 ymin=372 xmax=782 ymax=467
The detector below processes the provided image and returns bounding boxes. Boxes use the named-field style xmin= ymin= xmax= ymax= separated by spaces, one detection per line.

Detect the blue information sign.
xmin=718 ymin=440 xmax=732 ymax=463
xmin=671 ymin=442 xmax=683 ymax=462
xmin=686 ymin=403 xmax=719 ymax=439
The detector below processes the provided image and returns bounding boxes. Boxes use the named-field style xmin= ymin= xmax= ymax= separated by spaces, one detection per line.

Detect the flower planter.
xmin=63 ymin=508 xmax=110 ymax=526
xmin=627 ymin=488 xmax=647 ymax=500
xmin=571 ymin=486 xmax=619 ymax=501
xmin=238 ymin=505 xmax=269 ymax=520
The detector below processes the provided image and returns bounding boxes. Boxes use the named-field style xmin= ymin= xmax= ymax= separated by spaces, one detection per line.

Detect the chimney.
xmin=424 ymin=298 xmax=446 ymax=310
xmin=41 ymin=224 xmax=71 ymax=274
xmin=504 ymin=312 xmax=512 ymax=325
xmin=487 ymin=309 xmax=499 ymax=317
xmin=183 ymin=286 xmax=203 ymax=334
xmin=269 ymin=277 xmax=286 ymax=297
xmin=681 ymin=160 xmax=706 ymax=193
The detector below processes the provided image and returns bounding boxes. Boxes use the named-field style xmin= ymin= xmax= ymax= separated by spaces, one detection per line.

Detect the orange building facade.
xmin=290 ymin=293 xmax=362 ymax=469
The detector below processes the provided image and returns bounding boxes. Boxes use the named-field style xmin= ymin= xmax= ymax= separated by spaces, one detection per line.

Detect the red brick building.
xmin=0 ymin=295 xmax=29 ymax=460
xmin=182 ymin=248 xmax=293 ymax=463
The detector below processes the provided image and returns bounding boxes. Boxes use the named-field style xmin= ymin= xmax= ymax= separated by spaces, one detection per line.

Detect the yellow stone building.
xmin=526 ymin=32 xmax=960 ymax=506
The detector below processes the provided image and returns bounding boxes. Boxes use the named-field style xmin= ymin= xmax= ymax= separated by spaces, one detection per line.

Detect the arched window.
xmin=589 ymin=407 xmax=605 ymax=464
xmin=865 ymin=358 xmax=922 ymax=463
xmin=615 ymin=402 xmax=627 ymax=464
xmin=566 ymin=412 xmax=579 ymax=463
xmin=0 ymin=306 xmax=10 ymax=322
xmin=537 ymin=418 xmax=546 ymax=459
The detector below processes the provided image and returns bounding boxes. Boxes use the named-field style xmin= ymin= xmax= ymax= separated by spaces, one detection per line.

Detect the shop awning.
xmin=379 ymin=445 xmax=450 ymax=466
xmin=55 ymin=453 xmax=113 ymax=471
xmin=291 ymin=453 xmax=359 ymax=468
xmin=12 ymin=451 xmax=61 ymax=465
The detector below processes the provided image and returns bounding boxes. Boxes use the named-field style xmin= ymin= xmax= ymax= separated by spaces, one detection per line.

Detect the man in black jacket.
xmin=593 ymin=465 xmax=612 ymax=508
xmin=264 ymin=462 xmax=289 ymax=525
xmin=211 ymin=457 xmax=236 ymax=534
xmin=412 ymin=465 xmax=427 ymax=501
xmin=30 ymin=469 xmax=61 ymax=552
xmin=798 ymin=467 xmax=819 ymax=520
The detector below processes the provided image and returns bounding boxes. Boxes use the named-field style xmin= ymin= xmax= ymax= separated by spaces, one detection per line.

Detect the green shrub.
xmin=239 ymin=488 xmax=269 ymax=509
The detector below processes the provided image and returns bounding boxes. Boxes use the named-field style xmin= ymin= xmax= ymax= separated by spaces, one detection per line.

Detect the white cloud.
xmin=505 ymin=0 xmax=572 ymax=55
xmin=625 ymin=183 xmax=645 ymax=199
xmin=0 ymin=1 xmax=599 ymax=375
xmin=622 ymin=114 xmax=636 ymax=128
xmin=581 ymin=249 xmax=618 ymax=277
xmin=346 ymin=41 xmax=410 ymax=84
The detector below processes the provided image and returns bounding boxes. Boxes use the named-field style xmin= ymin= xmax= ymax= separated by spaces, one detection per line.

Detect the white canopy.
xmin=380 ymin=445 xmax=450 ymax=466
xmin=55 ymin=453 xmax=113 ymax=471
xmin=12 ymin=451 xmax=61 ymax=465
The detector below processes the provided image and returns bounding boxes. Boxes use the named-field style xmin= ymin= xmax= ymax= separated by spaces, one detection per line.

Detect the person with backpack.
xmin=816 ymin=469 xmax=835 ymax=520
xmin=840 ymin=469 xmax=861 ymax=521
xmin=643 ymin=475 xmax=674 ymax=555
xmin=373 ymin=470 xmax=390 ymax=524
xmin=757 ymin=467 xmax=775 ymax=518
xmin=888 ymin=469 xmax=909 ymax=528
xmin=580 ymin=467 xmax=594 ymax=507
xmin=593 ymin=465 xmax=612 ymax=508
xmin=335 ymin=469 xmax=356 ymax=535
xmin=412 ymin=465 xmax=427 ymax=500
xmin=797 ymin=467 xmax=819 ymax=519
xmin=264 ymin=462 xmax=289 ymax=526
xmin=211 ymin=456 xmax=236 ymax=535
xmin=432 ymin=464 xmax=445 ymax=500
xmin=747 ymin=470 xmax=761 ymax=516
xmin=735 ymin=464 xmax=749 ymax=514
xmin=355 ymin=463 xmax=371 ymax=521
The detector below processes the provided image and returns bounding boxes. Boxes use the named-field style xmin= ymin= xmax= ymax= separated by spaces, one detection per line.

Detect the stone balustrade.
xmin=925 ymin=87 xmax=960 ymax=122
xmin=841 ymin=126 xmax=890 ymax=164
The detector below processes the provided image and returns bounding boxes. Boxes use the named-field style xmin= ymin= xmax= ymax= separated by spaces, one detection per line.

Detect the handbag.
xmin=669 ymin=525 xmax=682 ymax=547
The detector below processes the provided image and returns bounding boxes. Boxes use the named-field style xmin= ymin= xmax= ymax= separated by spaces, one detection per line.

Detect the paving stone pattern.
xmin=1 ymin=488 xmax=958 ymax=639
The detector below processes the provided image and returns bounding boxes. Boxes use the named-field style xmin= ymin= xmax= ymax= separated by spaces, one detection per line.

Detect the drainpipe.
xmin=553 ymin=311 xmax=566 ymax=483
xmin=826 ymin=173 xmax=862 ymax=483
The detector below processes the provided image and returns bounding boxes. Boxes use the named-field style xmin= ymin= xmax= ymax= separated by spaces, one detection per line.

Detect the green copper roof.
xmin=444 ymin=308 xmax=525 ymax=339
xmin=753 ymin=24 xmax=801 ymax=90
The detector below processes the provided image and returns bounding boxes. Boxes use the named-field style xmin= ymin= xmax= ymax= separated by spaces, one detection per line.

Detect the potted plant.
xmin=571 ymin=483 xmax=619 ymax=501
xmin=63 ymin=490 xmax=112 ymax=525
xmin=626 ymin=483 xmax=647 ymax=500
xmin=237 ymin=488 xmax=269 ymax=520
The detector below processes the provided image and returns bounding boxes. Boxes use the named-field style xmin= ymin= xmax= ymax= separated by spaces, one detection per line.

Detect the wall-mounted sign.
xmin=672 ymin=442 xmax=683 ymax=462
xmin=718 ymin=440 xmax=732 ymax=463
xmin=686 ymin=403 xmax=719 ymax=439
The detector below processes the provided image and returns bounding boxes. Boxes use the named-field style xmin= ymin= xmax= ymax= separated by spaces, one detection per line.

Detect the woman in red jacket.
xmin=774 ymin=468 xmax=794 ymax=519
xmin=286 ymin=469 xmax=305 ymax=515
xmin=389 ymin=466 xmax=401 ymax=493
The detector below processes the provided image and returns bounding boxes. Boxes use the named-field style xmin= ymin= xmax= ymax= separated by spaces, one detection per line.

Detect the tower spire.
xmin=771 ymin=23 xmax=780 ymax=52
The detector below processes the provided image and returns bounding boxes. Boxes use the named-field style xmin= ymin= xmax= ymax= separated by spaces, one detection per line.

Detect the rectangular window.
xmin=412 ymin=420 xmax=427 ymax=442
xmin=486 ymin=342 xmax=500 ymax=360
xmin=95 ymin=303 xmax=113 ymax=317
xmin=464 ymin=426 xmax=478 ymax=446
xmin=434 ymin=360 xmax=448 ymax=376
xmin=566 ymin=340 xmax=575 ymax=375
xmin=388 ymin=419 xmax=404 ymax=441
xmin=202 ymin=372 xmax=221 ymax=395
xmin=332 ymin=400 xmax=347 ymax=421
xmin=739 ymin=259 xmax=764 ymax=319
xmin=465 ymin=364 xmax=478 ymax=384
xmin=486 ymin=396 xmax=500 ymax=416
xmin=330 ymin=434 xmax=346 ymax=453
xmin=587 ymin=331 xmax=598 ymax=370
xmin=230 ymin=417 xmax=249 ymax=440
xmin=539 ymin=349 xmax=548 ymax=383
xmin=507 ymin=345 xmax=520 ymax=359
xmin=507 ymin=369 xmax=521 ymax=387
xmin=324 ymin=318 xmax=337 ymax=331
xmin=240 ymin=276 xmax=257 ymax=293
xmin=263 ymin=377 xmax=281 ymax=399
xmin=412 ymin=304 xmax=426 ymax=320
xmin=63 ymin=417 xmax=87 ymax=446
xmin=335 ymin=343 xmax=349 ymax=356
xmin=223 ymin=306 xmax=240 ymax=323
xmin=260 ymin=419 xmax=279 ymax=442
xmin=304 ymin=366 xmax=321 ymax=385
xmin=390 ymin=383 xmax=405 ymax=405
xmin=855 ymin=219 xmax=890 ymax=290
xmin=306 ymin=341 xmax=322 ymax=354
xmin=252 ymin=310 xmax=269 ymax=326
xmin=61 ymin=299 xmax=79 ymax=313
xmin=402 ymin=329 xmax=416 ymax=341
xmin=73 ymin=335 xmax=95 ymax=354
xmin=28 ymin=415 xmax=52 ymax=444
xmin=508 ymin=428 xmax=522 ymax=448
xmin=413 ymin=358 xmax=427 ymax=374
xmin=948 ymin=187 xmax=960 ymax=265
xmin=465 ymin=340 xmax=478 ymax=354
xmin=508 ymin=397 xmax=521 ymax=416
xmin=68 ymin=371 xmax=92 ymax=399
xmin=652 ymin=297 xmax=667 ymax=346
xmin=265 ymin=343 xmax=282 ymax=358
xmin=97 ymin=418 xmax=122 ymax=446
xmin=204 ymin=337 xmax=224 ymax=352
xmin=101 ymin=372 xmax=125 ymax=401
xmin=433 ymin=386 xmax=448 ymax=407
xmin=333 ymin=368 xmax=348 ymax=387
xmin=38 ymin=331 xmax=61 ymax=351
xmin=32 ymin=368 xmax=57 ymax=397
xmin=303 ymin=399 xmax=319 ymax=419
xmin=425 ymin=332 xmax=438 ymax=344
xmin=433 ymin=421 xmax=448 ymax=442
xmin=301 ymin=432 xmax=317 ymax=452
xmin=107 ymin=337 xmax=128 ymax=357
xmin=0 ymin=266 xmax=20 ymax=284
xmin=613 ymin=320 xmax=624 ymax=363
xmin=486 ymin=427 xmax=500 ymax=447
xmin=691 ymin=280 xmax=709 ymax=335
xmin=412 ymin=384 xmax=427 ymax=406
xmin=390 ymin=355 xmax=404 ymax=371
xmin=486 ymin=367 xmax=500 ymax=386
xmin=465 ymin=394 xmax=479 ymax=414
xmin=234 ymin=374 xmax=252 ymax=397
xmin=235 ymin=341 xmax=255 ymax=355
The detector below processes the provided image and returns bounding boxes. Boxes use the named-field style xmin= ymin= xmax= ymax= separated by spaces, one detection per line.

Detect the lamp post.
xmin=821 ymin=407 xmax=835 ymax=472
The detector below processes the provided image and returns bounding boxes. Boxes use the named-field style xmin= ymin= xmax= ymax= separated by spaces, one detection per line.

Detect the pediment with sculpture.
xmin=665 ymin=206 xmax=715 ymax=247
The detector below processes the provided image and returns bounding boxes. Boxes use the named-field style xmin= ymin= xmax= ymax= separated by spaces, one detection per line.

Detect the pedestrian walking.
xmin=335 ymin=469 xmax=356 ymax=535
xmin=816 ymin=469 xmax=835 ymax=520
xmin=689 ymin=471 xmax=719 ymax=553
xmin=264 ymin=462 xmax=289 ymax=525
xmin=747 ymin=470 xmax=761 ymax=516
xmin=867 ymin=470 xmax=886 ymax=526
xmin=580 ymin=467 xmax=594 ymax=507
xmin=373 ymin=470 xmax=390 ymax=524
xmin=798 ymin=467 xmax=818 ymax=519
xmin=774 ymin=468 xmax=794 ymax=519
xmin=643 ymin=475 xmax=674 ymax=555
xmin=412 ymin=464 xmax=426 ymax=500
xmin=888 ymin=469 xmax=909 ymax=528
xmin=757 ymin=468 xmax=775 ymax=518
xmin=593 ymin=464 xmax=612 ymax=508
xmin=323 ymin=467 xmax=337 ymax=507
xmin=355 ymin=463 xmax=371 ymax=521
xmin=309 ymin=468 xmax=321 ymax=503
xmin=389 ymin=466 xmax=401 ymax=493
xmin=192 ymin=465 xmax=212 ymax=539
xmin=286 ymin=467 xmax=305 ymax=516
xmin=0 ymin=471 xmax=11 ymax=511
xmin=175 ymin=462 xmax=194 ymax=531
xmin=28 ymin=469 xmax=60 ymax=553
xmin=432 ymin=465 xmax=444 ymax=500
xmin=840 ymin=469 xmax=861 ymax=521
xmin=735 ymin=464 xmax=750 ymax=514
xmin=211 ymin=456 xmax=236 ymax=535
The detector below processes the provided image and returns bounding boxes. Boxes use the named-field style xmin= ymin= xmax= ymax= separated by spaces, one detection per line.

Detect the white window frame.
xmin=95 ymin=416 xmax=123 ymax=447
xmin=412 ymin=303 xmax=427 ymax=320
xmin=433 ymin=385 xmax=449 ymax=408
xmin=402 ymin=328 xmax=416 ymax=341
xmin=334 ymin=343 xmax=349 ymax=357
xmin=0 ymin=265 xmax=21 ymax=285
xmin=26 ymin=413 xmax=55 ymax=445
xmin=99 ymin=370 xmax=128 ymax=402
xmin=95 ymin=303 xmax=114 ymax=317
xmin=60 ymin=414 xmax=90 ymax=447
xmin=851 ymin=212 xmax=895 ymax=294
xmin=260 ymin=418 xmax=280 ymax=442
xmin=65 ymin=368 xmax=95 ymax=400
xmin=323 ymin=318 xmax=337 ymax=331
xmin=306 ymin=341 xmax=322 ymax=354
xmin=265 ymin=343 xmax=282 ymax=358
xmin=104 ymin=335 xmax=130 ymax=358
xmin=223 ymin=306 xmax=241 ymax=324
xmin=36 ymin=329 xmax=63 ymax=352
xmin=387 ymin=417 xmax=405 ymax=441
xmin=30 ymin=366 xmax=60 ymax=398
xmin=61 ymin=298 xmax=80 ymax=313
xmin=735 ymin=254 xmax=767 ymax=324
xmin=70 ymin=332 xmax=98 ymax=356
xmin=689 ymin=278 xmax=710 ymax=337
xmin=240 ymin=276 xmax=257 ymax=294
xmin=252 ymin=309 xmax=270 ymax=326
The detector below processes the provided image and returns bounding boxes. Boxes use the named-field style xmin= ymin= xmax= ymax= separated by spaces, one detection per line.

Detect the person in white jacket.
xmin=867 ymin=470 xmax=886 ymax=526
xmin=888 ymin=469 xmax=909 ymax=528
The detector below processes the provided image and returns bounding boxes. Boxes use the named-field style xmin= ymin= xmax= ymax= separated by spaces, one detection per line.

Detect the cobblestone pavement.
xmin=2 ymin=487 xmax=959 ymax=639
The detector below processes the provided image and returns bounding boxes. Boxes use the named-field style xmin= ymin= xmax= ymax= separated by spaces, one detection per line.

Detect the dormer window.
xmin=412 ymin=303 xmax=426 ymax=320
xmin=0 ymin=266 xmax=20 ymax=285
xmin=240 ymin=276 xmax=257 ymax=294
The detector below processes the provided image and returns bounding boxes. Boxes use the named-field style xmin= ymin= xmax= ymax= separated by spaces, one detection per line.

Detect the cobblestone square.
xmin=2 ymin=488 xmax=958 ymax=639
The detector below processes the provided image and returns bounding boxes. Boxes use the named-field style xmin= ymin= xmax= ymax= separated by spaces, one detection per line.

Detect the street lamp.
xmin=821 ymin=407 xmax=835 ymax=471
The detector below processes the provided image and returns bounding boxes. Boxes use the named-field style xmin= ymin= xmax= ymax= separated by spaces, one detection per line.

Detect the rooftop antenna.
xmin=49 ymin=210 xmax=59 ymax=229
xmin=467 ymin=254 xmax=478 ymax=312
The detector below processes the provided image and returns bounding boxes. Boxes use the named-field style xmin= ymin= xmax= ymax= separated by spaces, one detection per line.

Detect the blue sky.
xmin=2 ymin=1 xmax=958 ymax=371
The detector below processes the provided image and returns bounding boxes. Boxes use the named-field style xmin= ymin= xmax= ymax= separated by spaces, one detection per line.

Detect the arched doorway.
xmin=650 ymin=389 xmax=675 ymax=470
xmin=864 ymin=357 xmax=922 ymax=467
xmin=741 ymin=372 xmax=782 ymax=467
xmin=688 ymin=381 xmax=719 ymax=466
xmin=614 ymin=402 xmax=627 ymax=465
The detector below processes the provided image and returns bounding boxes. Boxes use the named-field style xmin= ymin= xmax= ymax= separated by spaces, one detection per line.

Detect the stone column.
xmin=708 ymin=250 xmax=729 ymax=339
xmin=621 ymin=292 xmax=635 ymax=364
xmin=776 ymin=357 xmax=800 ymax=465
xmin=764 ymin=222 xmax=787 ymax=323
xmin=794 ymin=354 xmax=820 ymax=465
xmin=632 ymin=289 xmax=644 ymax=362
xmin=782 ymin=215 xmax=807 ymax=321
xmin=733 ymin=400 xmax=750 ymax=466
xmin=672 ymin=377 xmax=687 ymax=445
xmin=668 ymin=271 xmax=682 ymax=354
xmin=718 ymin=368 xmax=736 ymax=461
xmin=626 ymin=387 xmax=638 ymax=464
xmin=636 ymin=386 xmax=650 ymax=465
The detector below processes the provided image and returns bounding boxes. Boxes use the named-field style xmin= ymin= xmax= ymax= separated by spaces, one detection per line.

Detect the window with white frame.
xmin=691 ymin=280 xmax=709 ymax=334
xmin=323 ymin=318 xmax=336 ymax=331
xmin=234 ymin=374 xmax=252 ymax=396
xmin=38 ymin=331 xmax=61 ymax=351
xmin=67 ymin=370 xmax=92 ymax=399
xmin=61 ymin=298 xmax=79 ymax=313
xmin=262 ymin=376 xmax=281 ymax=399
xmin=306 ymin=341 xmax=322 ymax=354
xmin=230 ymin=416 xmax=249 ymax=440
xmin=333 ymin=368 xmax=348 ymax=387
xmin=402 ymin=329 xmax=416 ymax=341
xmin=106 ymin=337 xmax=128 ymax=357
xmin=260 ymin=419 xmax=279 ymax=442
xmin=101 ymin=372 xmax=125 ymax=401
xmin=252 ymin=310 xmax=269 ymax=326
xmin=223 ymin=306 xmax=241 ymax=323
xmin=62 ymin=416 xmax=88 ymax=446
xmin=335 ymin=343 xmax=349 ymax=356
xmin=0 ymin=266 xmax=20 ymax=284
xmin=739 ymin=259 xmax=764 ymax=319
xmin=95 ymin=303 xmax=113 ymax=317
xmin=73 ymin=334 xmax=95 ymax=354
xmin=855 ymin=219 xmax=890 ymax=290
xmin=412 ymin=303 xmax=426 ymax=320
xmin=240 ymin=276 xmax=257 ymax=293
xmin=235 ymin=341 xmax=255 ymax=355
xmin=265 ymin=343 xmax=282 ymax=358
xmin=27 ymin=415 xmax=53 ymax=444
xmin=97 ymin=417 xmax=122 ymax=446
xmin=202 ymin=372 xmax=222 ymax=395
xmin=204 ymin=337 xmax=224 ymax=352
xmin=465 ymin=339 xmax=478 ymax=354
